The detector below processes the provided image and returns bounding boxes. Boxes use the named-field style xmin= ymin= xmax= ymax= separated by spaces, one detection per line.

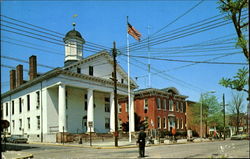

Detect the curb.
xmin=2 ymin=152 xmax=33 ymax=159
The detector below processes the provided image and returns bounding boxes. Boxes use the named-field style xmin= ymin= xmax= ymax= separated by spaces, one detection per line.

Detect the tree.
xmin=219 ymin=67 xmax=248 ymax=93
xmin=228 ymin=92 xmax=245 ymax=134
xmin=190 ymin=94 xmax=223 ymax=137
xmin=218 ymin=0 xmax=249 ymax=60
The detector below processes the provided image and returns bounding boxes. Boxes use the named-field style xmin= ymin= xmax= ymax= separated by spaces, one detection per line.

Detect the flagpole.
xmin=127 ymin=16 xmax=132 ymax=143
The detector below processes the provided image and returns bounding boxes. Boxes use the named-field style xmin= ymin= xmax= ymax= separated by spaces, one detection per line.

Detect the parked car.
xmin=231 ymin=134 xmax=249 ymax=140
xmin=6 ymin=135 xmax=28 ymax=143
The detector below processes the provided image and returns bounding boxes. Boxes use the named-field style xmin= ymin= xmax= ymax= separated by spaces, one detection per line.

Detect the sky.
xmin=1 ymin=0 xmax=249 ymax=112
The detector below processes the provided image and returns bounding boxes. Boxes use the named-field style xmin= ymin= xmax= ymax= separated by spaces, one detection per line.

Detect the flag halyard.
xmin=127 ymin=23 xmax=141 ymax=41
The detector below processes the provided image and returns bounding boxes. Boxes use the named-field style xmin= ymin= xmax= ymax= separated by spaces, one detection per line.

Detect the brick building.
xmin=118 ymin=87 xmax=188 ymax=133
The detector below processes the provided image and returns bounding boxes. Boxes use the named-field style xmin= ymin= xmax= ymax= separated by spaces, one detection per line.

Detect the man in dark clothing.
xmin=137 ymin=127 xmax=147 ymax=157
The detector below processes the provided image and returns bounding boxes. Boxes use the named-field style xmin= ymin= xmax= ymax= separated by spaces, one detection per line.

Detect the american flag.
xmin=127 ymin=23 xmax=141 ymax=41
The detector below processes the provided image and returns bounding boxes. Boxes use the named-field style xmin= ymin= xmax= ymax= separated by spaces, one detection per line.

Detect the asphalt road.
xmin=3 ymin=139 xmax=250 ymax=158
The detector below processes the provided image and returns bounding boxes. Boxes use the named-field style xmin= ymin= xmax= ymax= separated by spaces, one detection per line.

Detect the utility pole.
xmin=223 ymin=93 xmax=226 ymax=140
xmin=112 ymin=41 xmax=118 ymax=147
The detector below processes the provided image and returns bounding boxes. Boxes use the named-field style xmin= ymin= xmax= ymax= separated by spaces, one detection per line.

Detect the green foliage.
xmin=219 ymin=67 xmax=248 ymax=92
xmin=190 ymin=94 xmax=224 ymax=130
xmin=121 ymin=113 xmax=148 ymax=132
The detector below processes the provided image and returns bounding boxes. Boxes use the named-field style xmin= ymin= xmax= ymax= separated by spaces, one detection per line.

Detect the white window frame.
xmin=144 ymin=99 xmax=148 ymax=110
xmin=158 ymin=117 xmax=161 ymax=128
xmin=157 ymin=98 xmax=161 ymax=110
xmin=163 ymin=99 xmax=167 ymax=110
xmin=169 ymin=100 xmax=173 ymax=111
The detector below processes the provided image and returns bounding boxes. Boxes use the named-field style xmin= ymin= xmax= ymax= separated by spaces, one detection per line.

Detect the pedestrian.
xmin=137 ymin=127 xmax=147 ymax=158
xmin=171 ymin=127 xmax=176 ymax=141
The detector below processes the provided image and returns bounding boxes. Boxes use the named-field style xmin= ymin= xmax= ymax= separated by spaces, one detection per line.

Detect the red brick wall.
xmin=119 ymin=95 xmax=187 ymax=132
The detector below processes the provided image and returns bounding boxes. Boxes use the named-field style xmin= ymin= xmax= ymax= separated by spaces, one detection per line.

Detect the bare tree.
xmin=228 ymin=92 xmax=245 ymax=134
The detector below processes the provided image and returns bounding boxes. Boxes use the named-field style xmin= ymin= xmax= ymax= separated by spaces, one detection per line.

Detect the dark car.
xmin=6 ymin=135 xmax=28 ymax=143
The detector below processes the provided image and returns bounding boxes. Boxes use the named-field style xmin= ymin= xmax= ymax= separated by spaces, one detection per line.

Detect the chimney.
xmin=29 ymin=55 xmax=37 ymax=80
xmin=16 ymin=64 xmax=23 ymax=87
xmin=10 ymin=70 xmax=16 ymax=90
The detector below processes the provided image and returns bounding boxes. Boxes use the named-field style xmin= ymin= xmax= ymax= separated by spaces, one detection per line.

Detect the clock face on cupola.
xmin=63 ymin=23 xmax=85 ymax=66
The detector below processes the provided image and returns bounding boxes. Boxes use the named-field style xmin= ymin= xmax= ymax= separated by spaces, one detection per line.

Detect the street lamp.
xmin=200 ymin=91 xmax=216 ymax=140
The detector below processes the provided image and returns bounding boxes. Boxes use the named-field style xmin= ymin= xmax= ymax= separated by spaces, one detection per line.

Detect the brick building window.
xmin=163 ymin=99 xmax=167 ymax=110
xmin=163 ymin=117 xmax=166 ymax=129
xmin=144 ymin=99 xmax=148 ymax=113
xmin=157 ymin=117 xmax=161 ymax=128
xmin=180 ymin=102 xmax=183 ymax=112
xmin=118 ymin=103 xmax=122 ymax=113
xmin=180 ymin=118 xmax=183 ymax=129
xmin=176 ymin=118 xmax=179 ymax=129
xmin=169 ymin=100 xmax=173 ymax=111
xmin=105 ymin=118 xmax=110 ymax=129
xmin=176 ymin=102 xmax=179 ymax=112
xmin=157 ymin=98 xmax=161 ymax=110
xmin=6 ymin=103 xmax=8 ymax=116
xmin=104 ymin=97 xmax=110 ymax=112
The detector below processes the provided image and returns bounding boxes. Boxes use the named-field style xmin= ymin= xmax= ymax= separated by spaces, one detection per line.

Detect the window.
xmin=27 ymin=117 xmax=30 ymax=129
xmin=27 ymin=95 xmax=30 ymax=111
xmin=36 ymin=91 xmax=40 ymax=109
xmin=157 ymin=98 xmax=161 ymax=109
xmin=12 ymin=120 xmax=15 ymax=130
xmin=19 ymin=119 xmax=22 ymax=130
xmin=118 ymin=103 xmax=122 ymax=113
xmin=104 ymin=97 xmax=110 ymax=112
xmin=89 ymin=66 xmax=93 ymax=76
xmin=6 ymin=103 xmax=8 ymax=116
xmin=163 ymin=99 xmax=167 ymax=110
xmin=169 ymin=100 xmax=173 ymax=111
xmin=144 ymin=99 xmax=148 ymax=113
xmin=176 ymin=118 xmax=179 ymax=129
xmin=176 ymin=102 xmax=179 ymax=112
xmin=37 ymin=116 xmax=40 ymax=129
xmin=105 ymin=118 xmax=110 ymax=129
xmin=121 ymin=79 xmax=124 ymax=84
xmin=84 ymin=94 xmax=87 ymax=111
xmin=12 ymin=100 xmax=14 ymax=115
xmin=19 ymin=98 xmax=22 ymax=113
xmin=180 ymin=103 xmax=183 ymax=112
xmin=158 ymin=117 xmax=161 ymax=128
xmin=180 ymin=118 xmax=183 ymax=129
xmin=163 ymin=117 xmax=166 ymax=129
xmin=118 ymin=119 xmax=122 ymax=130
xmin=77 ymin=67 xmax=81 ymax=74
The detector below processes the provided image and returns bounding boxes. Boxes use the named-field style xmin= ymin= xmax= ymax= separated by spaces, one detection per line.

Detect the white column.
xmin=110 ymin=92 xmax=115 ymax=132
xmin=42 ymin=88 xmax=48 ymax=134
xmin=87 ymin=89 xmax=94 ymax=132
xmin=129 ymin=94 xmax=135 ymax=132
xmin=58 ymin=84 xmax=66 ymax=132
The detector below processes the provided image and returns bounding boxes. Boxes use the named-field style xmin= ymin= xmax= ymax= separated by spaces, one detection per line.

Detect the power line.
xmin=1 ymin=55 xmax=56 ymax=69
xmin=0 ymin=14 xmax=111 ymax=50
xmin=152 ymin=0 xmax=205 ymax=37
xmin=120 ymin=52 xmax=247 ymax=65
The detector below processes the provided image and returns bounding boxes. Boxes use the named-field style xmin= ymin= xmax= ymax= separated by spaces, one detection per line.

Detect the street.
xmin=3 ymin=139 xmax=249 ymax=158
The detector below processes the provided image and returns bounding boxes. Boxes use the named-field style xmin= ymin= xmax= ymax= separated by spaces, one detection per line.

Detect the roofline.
xmin=134 ymin=88 xmax=188 ymax=98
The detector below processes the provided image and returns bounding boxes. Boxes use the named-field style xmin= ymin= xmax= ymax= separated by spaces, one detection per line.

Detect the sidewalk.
xmin=2 ymin=151 xmax=33 ymax=159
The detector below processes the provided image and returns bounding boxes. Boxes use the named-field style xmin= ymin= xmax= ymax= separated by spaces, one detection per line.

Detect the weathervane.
xmin=72 ymin=14 xmax=78 ymax=30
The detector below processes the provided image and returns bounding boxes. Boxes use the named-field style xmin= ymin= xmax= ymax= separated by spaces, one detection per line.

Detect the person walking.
xmin=137 ymin=127 xmax=147 ymax=158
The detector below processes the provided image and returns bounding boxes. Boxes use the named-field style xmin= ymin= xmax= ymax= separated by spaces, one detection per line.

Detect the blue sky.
xmin=1 ymin=0 xmax=248 ymax=111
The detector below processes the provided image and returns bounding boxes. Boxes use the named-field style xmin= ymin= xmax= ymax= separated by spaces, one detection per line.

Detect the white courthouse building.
xmin=1 ymin=28 xmax=137 ymax=142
